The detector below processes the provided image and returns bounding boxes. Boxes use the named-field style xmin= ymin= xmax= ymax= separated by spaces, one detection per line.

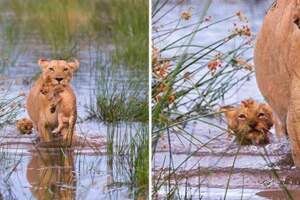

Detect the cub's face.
xmin=38 ymin=59 xmax=80 ymax=86
xmin=221 ymin=99 xmax=274 ymax=134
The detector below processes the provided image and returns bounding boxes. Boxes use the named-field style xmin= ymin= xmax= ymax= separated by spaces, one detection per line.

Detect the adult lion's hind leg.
xmin=287 ymin=78 xmax=300 ymax=168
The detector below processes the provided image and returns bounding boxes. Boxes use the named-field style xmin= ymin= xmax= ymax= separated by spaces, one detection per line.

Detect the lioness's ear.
xmin=38 ymin=58 xmax=49 ymax=70
xmin=68 ymin=59 xmax=80 ymax=72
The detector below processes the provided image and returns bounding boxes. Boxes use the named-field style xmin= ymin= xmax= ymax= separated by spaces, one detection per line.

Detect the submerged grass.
xmin=0 ymin=94 xmax=24 ymax=127
xmin=106 ymin=123 xmax=149 ymax=198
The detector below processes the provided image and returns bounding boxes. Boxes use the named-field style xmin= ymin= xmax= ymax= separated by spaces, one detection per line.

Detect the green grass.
xmin=91 ymin=0 xmax=149 ymax=69
xmin=1 ymin=0 xmax=148 ymax=66
xmin=151 ymin=0 xmax=257 ymax=198
xmin=87 ymin=54 xmax=148 ymax=123
xmin=93 ymin=94 xmax=148 ymax=123
xmin=89 ymin=75 xmax=148 ymax=123
xmin=152 ymin=0 xmax=254 ymax=150
xmin=89 ymin=0 xmax=149 ymax=123
xmin=106 ymin=124 xmax=149 ymax=199
xmin=1 ymin=0 xmax=94 ymax=59
xmin=0 ymin=0 xmax=149 ymax=199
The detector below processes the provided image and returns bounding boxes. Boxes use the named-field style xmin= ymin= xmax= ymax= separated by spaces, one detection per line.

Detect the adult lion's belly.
xmin=254 ymin=2 xmax=293 ymax=124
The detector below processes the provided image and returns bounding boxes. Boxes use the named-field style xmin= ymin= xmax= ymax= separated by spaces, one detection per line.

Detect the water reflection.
xmin=27 ymin=148 xmax=76 ymax=200
xmin=256 ymin=190 xmax=300 ymax=200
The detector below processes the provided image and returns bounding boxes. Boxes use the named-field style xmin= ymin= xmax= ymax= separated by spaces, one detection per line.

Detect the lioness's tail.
xmin=16 ymin=118 xmax=33 ymax=135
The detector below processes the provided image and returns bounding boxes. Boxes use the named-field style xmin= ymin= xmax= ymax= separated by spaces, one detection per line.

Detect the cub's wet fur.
xmin=220 ymin=99 xmax=274 ymax=145
xmin=16 ymin=118 xmax=33 ymax=135
xmin=40 ymin=76 xmax=65 ymax=114
xmin=39 ymin=75 xmax=76 ymax=137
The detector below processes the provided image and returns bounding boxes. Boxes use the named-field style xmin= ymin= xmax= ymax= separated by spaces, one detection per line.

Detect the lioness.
xmin=26 ymin=59 xmax=79 ymax=145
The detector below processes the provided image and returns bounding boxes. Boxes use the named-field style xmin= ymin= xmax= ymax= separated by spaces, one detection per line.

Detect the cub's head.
xmin=38 ymin=58 xmax=80 ymax=86
xmin=221 ymin=99 xmax=274 ymax=144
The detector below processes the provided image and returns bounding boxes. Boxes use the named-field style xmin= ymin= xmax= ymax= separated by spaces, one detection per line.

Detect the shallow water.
xmin=1 ymin=149 xmax=137 ymax=200
xmin=153 ymin=0 xmax=300 ymax=199
xmin=0 ymin=18 xmax=146 ymax=200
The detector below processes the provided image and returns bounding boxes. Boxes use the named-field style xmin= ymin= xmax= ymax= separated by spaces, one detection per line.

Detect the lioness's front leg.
xmin=37 ymin=121 xmax=51 ymax=142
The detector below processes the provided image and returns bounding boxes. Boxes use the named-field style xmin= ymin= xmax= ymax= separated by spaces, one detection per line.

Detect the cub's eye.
xmin=63 ymin=68 xmax=68 ymax=71
xmin=238 ymin=114 xmax=246 ymax=120
xmin=49 ymin=67 xmax=54 ymax=71
xmin=258 ymin=112 xmax=265 ymax=118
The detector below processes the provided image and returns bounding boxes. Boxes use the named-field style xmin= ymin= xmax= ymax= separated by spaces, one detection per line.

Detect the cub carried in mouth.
xmin=40 ymin=76 xmax=64 ymax=115
xmin=40 ymin=74 xmax=77 ymax=139
xmin=220 ymin=99 xmax=274 ymax=145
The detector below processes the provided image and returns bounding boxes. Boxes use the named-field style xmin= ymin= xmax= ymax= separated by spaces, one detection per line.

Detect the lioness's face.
xmin=38 ymin=59 xmax=80 ymax=86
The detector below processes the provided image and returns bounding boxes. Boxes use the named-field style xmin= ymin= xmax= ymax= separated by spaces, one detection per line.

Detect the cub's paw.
xmin=52 ymin=128 xmax=61 ymax=136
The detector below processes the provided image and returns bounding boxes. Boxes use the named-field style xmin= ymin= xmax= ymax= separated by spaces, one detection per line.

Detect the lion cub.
xmin=220 ymin=99 xmax=274 ymax=145
xmin=40 ymin=76 xmax=64 ymax=114
xmin=16 ymin=118 xmax=33 ymax=135
xmin=40 ymin=76 xmax=75 ymax=137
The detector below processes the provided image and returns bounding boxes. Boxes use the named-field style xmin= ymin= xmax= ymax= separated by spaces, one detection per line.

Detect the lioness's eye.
xmin=238 ymin=114 xmax=246 ymax=119
xmin=258 ymin=112 xmax=265 ymax=118
xmin=63 ymin=68 xmax=68 ymax=71
xmin=49 ymin=67 xmax=54 ymax=71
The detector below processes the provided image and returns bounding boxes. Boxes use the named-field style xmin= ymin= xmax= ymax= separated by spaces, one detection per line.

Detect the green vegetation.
xmin=0 ymin=0 xmax=148 ymax=65
xmin=0 ymin=0 xmax=149 ymax=199
xmin=106 ymin=124 xmax=149 ymax=198
xmin=0 ymin=94 xmax=24 ymax=127
xmin=152 ymin=0 xmax=257 ymax=198
xmin=88 ymin=61 xmax=148 ymax=123
xmin=93 ymin=0 xmax=149 ymax=68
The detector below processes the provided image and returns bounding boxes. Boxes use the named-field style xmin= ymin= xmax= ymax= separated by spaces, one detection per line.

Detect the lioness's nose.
xmin=56 ymin=78 xmax=63 ymax=82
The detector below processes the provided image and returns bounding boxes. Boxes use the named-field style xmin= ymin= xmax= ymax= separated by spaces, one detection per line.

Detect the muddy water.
xmin=153 ymin=1 xmax=300 ymax=199
xmin=0 ymin=41 xmax=145 ymax=198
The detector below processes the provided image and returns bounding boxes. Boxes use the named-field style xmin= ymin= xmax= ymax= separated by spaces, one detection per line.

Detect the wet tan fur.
xmin=25 ymin=59 xmax=79 ymax=145
xmin=221 ymin=99 xmax=274 ymax=145
xmin=254 ymin=0 xmax=300 ymax=167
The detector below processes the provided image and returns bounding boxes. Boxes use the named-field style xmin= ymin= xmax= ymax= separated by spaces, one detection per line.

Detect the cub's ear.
xmin=220 ymin=105 xmax=235 ymax=113
xmin=261 ymin=103 xmax=273 ymax=114
xmin=38 ymin=58 xmax=49 ymax=70
xmin=68 ymin=59 xmax=80 ymax=72
xmin=261 ymin=103 xmax=274 ymax=120
xmin=219 ymin=105 xmax=237 ymax=120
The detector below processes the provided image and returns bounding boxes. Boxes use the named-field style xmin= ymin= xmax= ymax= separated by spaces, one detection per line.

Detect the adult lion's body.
xmin=26 ymin=59 xmax=79 ymax=144
xmin=27 ymin=76 xmax=77 ymax=142
xmin=254 ymin=0 xmax=300 ymax=167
